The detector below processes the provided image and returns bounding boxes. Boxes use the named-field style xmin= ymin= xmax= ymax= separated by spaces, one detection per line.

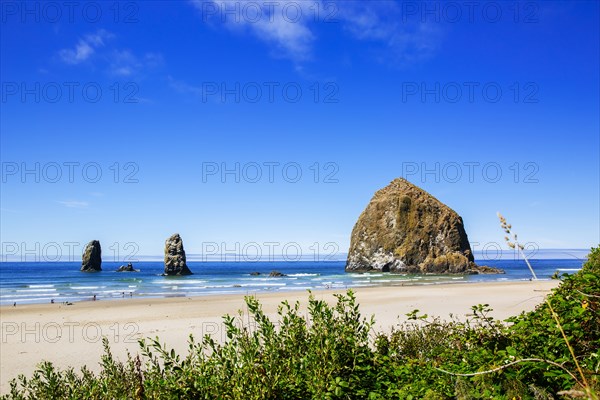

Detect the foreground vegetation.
xmin=5 ymin=248 xmax=599 ymax=399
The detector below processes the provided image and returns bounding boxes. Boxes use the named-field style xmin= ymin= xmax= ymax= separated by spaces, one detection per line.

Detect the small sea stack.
xmin=164 ymin=233 xmax=193 ymax=276
xmin=81 ymin=240 xmax=102 ymax=272
xmin=116 ymin=263 xmax=138 ymax=272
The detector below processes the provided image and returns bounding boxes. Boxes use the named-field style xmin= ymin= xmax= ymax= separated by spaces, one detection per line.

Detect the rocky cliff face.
xmin=164 ymin=233 xmax=193 ymax=276
xmin=346 ymin=178 xmax=497 ymax=274
xmin=81 ymin=240 xmax=102 ymax=272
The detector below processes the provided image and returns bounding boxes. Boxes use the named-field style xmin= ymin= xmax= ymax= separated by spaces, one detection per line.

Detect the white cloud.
xmin=108 ymin=51 xmax=164 ymax=77
xmin=191 ymin=0 xmax=315 ymax=63
xmin=190 ymin=0 xmax=442 ymax=67
xmin=337 ymin=3 xmax=395 ymax=41
xmin=335 ymin=1 xmax=442 ymax=65
xmin=58 ymin=29 xmax=114 ymax=64
xmin=168 ymin=75 xmax=202 ymax=96
xmin=85 ymin=30 xmax=112 ymax=47
xmin=58 ymin=200 xmax=89 ymax=209
xmin=57 ymin=30 xmax=162 ymax=77
xmin=59 ymin=40 xmax=93 ymax=64
xmin=168 ymin=76 xmax=224 ymax=104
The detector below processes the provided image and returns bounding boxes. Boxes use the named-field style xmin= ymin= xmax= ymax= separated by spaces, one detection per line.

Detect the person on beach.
xmin=93 ymin=295 xmax=97 ymax=301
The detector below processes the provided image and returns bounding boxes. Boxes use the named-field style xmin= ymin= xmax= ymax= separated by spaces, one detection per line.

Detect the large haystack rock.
xmin=346 ymin=178 xmax=500 ymax=274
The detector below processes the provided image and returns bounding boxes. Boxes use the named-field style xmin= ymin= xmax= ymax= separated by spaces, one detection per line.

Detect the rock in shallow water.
xmin=164 ymin=233 xmax=193 ymax=276
xmin=269 ymin=270 xmax=286 ymax=277
xmin=81 ymin=240 xmax=102 ymax=272
xmin=345 ymin=178 xmax=502 ymax=274
xmin=116 ymin=263 xmax=138 ymax=272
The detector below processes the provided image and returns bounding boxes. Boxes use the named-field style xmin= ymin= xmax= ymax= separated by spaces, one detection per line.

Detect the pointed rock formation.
xmin=345 ymin=178 xmax=502 ymax=274
xmin=164 ymin=233 xmax=193 ymax=275
xmin=81 ymin=240 xmax=102 ymax=272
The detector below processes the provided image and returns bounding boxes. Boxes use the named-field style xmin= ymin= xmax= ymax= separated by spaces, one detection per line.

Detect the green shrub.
xmin=4 ymin=248 xmax=599 ymax=399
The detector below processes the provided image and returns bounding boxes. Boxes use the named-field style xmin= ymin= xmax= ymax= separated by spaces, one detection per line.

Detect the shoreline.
xmin=0 ymin=276 xmax=555 ymax=308
xmin=0 ymin=258 xmax=581 ymax=306
xmin=2 ymin=278 xmax=545 ymax=309
xmin=0 ymin=280 xmax=559 ymax=394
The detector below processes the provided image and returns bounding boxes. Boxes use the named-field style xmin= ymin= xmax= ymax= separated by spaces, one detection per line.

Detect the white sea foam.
xmin=70 ymin=286 xmax=101 ymax=290
xmin=6 ymin=297 xmax=56 ymax=303
xmin=174 ymin=280 xmax=208 ymax=285
xmin=240 ymin=283 xmax=286 ymax=287
xmin=1 ymin=293 xmax=57 ymax=298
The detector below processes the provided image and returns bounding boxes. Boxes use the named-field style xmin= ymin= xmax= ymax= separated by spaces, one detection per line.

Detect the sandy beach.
xmin=0 ymin=280 xmax=558 ymax=394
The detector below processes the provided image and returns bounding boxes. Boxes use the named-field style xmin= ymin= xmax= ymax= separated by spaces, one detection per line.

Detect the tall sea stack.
xmin=81 ymin=240 xmax=102 ymax=272
xmin=346 ymin=178 xmax=500 ymax=274
xmin=164 ymin=233 xmax=193 ymax=276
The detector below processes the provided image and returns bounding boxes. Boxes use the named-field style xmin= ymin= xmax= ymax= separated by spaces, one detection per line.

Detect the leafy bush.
xmin=4 ymin=247 xmax=599 ymax=399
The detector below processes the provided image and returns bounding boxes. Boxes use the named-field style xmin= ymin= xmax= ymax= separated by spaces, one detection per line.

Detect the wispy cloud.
xmin=57 ymin=30 xmax=163 ymax=77
xmin=190 ymin=0 xmax=442 ymax=68
xmin=109 ymin=51 xmax=164 ymax=77
xmin=168 ymin=75 xmax=202 ymax=96
xmin=168 ymin=76 xmax=224 ymax=104
xmin=58 ymin=200 xmax=90 ymax=209
xmin=58 ymin=29 xmax=114 ymax=64
xmin=335 ymin=1 xmax=442 ymax=66
xmin=191 ymin=0 xmax=315 ymax=63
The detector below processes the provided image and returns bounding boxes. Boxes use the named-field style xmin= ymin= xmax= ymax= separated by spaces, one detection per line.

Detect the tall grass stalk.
xmin=546 ymin=298 xmax=596 ymax=399
xmin=497 ymin=212 xmax=538 ymax=280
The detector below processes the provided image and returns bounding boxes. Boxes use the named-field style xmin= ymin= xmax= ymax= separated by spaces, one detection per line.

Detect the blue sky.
xmin=1 ymin=1 xmax=599 ymax=262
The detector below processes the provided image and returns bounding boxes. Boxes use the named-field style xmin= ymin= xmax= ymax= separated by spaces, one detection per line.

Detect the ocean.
xmin=0 ymin=259 xmax=585 ymax=306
